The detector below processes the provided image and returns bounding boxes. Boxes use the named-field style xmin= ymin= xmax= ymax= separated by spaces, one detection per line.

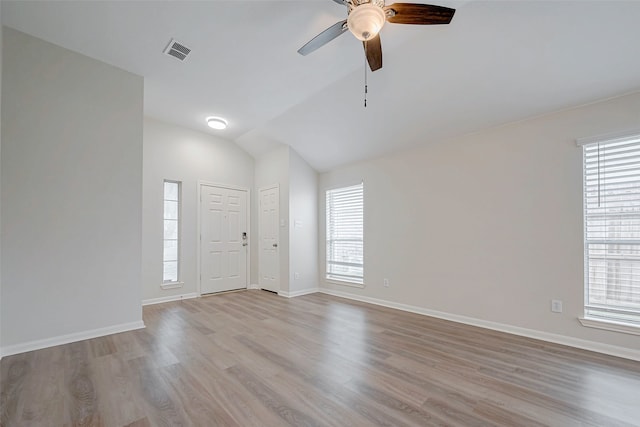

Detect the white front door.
xmin=200 ymin=185 xmax=248 ymax=294
xmin=259 ymin=186 xmax=279 ymax=292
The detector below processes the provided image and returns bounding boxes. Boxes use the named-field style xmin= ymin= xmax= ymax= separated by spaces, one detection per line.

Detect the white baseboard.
xmin=142 ymin=292 xmax=198 ymax=306
xmin=318 ymin=288 xmax=640 ymax=362
xmin=0 ymin=320 xmax=145 ymax=358
xmin=278 ymin=287 xmax=320 ymax=298
xmin=249 ymin=284 xmax=261 ymax=290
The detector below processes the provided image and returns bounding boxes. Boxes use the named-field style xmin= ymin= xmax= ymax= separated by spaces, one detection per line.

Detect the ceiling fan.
xmin=298 ymin=0 xmax=456 ymax=72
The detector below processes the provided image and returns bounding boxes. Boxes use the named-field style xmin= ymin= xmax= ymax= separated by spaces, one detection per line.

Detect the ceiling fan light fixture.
xmin=206 ymin=117 xmax=227 ymax=130
xmin=347 ymin=3 xmax=386 ymax=41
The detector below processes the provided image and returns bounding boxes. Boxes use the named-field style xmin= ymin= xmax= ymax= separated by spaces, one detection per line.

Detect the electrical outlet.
xmin=551 ymin=299 xmax=563 ymax=313
xmin=294 ymin=272 xmax=300 ymax=280
xmin=383 ymin=278 xmax=389 ymax=288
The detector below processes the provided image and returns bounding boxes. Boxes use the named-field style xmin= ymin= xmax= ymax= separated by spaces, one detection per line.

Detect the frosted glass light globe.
xmin=347 ymin=3 xmax=386 ymax=41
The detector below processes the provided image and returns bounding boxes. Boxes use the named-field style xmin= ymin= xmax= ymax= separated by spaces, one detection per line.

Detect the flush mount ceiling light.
xmin=206 ymin=117 xmax=227 ymax=130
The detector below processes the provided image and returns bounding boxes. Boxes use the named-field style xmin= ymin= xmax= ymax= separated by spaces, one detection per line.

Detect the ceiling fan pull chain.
xmin=364 ymin=50 xmax=368 ymax=108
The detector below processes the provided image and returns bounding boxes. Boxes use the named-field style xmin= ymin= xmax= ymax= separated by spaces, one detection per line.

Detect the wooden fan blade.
xmin=363 ymin=34 xmax=382 ymax=72
xmin=384 ymin=3 xmax=455 ymax=25
xmin=297 ymin=20 xmax=348 ymax=56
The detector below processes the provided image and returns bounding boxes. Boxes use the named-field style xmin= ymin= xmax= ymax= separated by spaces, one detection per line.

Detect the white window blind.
xmin=326 ymin=183 xmax=364 ymax=285
xmin=163 ymin=180 xmax=181 ymax=283
xmin=583 ymin=134 xmax=640 ymax=326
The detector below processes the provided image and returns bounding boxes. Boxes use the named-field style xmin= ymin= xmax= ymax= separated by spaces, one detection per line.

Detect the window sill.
xmin=161 ymin=281 xmax=184 ymax=290
xmin=326 ymin=278 xmax=365 ymax=289
xmin=579 ymin=317 xmax=640 ymax=336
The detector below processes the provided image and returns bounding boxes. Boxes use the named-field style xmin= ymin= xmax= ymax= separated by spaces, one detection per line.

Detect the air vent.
xmin=163 ymin=39 xmax=191 ymax=61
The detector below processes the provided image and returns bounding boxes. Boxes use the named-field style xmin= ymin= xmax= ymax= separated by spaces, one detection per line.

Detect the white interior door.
xmin=259 ymin=186 xmax=279 ymax=292
xmin=200 ymin=185 xmax=248 ymax=294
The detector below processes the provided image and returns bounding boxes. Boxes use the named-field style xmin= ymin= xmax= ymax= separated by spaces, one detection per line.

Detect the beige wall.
xmin=289 ymin=148 xmax=318 ymax=294
xmin=0 ymin=21 xmax=4 ymax=351
xmin=320 ymin=91 xmax=640 ymax=353
xmin=1 ymin=28 xmax=143 ymax=352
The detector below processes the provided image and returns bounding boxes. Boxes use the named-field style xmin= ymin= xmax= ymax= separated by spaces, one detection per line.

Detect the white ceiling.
xmin=3 ymin=1 xmax=640 ymax=172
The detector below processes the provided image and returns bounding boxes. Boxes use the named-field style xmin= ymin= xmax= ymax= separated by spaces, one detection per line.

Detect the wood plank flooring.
xmin=2 ymin=290 xmax=640 ymax=426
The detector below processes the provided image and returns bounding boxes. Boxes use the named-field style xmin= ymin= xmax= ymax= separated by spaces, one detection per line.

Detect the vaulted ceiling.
xmin=3 ymin=1 xmax=640 ymax=171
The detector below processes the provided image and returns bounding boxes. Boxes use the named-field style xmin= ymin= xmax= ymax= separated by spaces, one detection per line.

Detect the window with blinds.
xmin=326 ymin=183 xmax=364 ymax=285
xmin=583 ymin=134 xmax=640 ymax=326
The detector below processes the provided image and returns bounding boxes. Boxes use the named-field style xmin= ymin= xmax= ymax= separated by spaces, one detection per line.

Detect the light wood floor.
xmin=2 ymin=290 xmax=640 ymax=426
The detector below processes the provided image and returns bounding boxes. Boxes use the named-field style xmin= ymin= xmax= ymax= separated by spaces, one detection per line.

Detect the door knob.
xmin=273 ymin=243 xmax=278 ymax=248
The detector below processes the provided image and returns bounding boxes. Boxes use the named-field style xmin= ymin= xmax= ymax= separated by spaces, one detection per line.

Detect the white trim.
xmin=142 ymin=292 xmax=198 ymax=306
xmin=0 ymin=321 xmax=146 ymax=358
xmin=249 ymin=283 xmax=261 ymax=290
xmin=579 ymin=317 xmax=640 ymax=336
xmin=318 ymin=288 xmax=640 ymax=362
xmin=160 ymin=281 xmax=184 ymax=290
xmin=278 ymin=288 xmax=319 ymax=298
xmin=322 ymin=179 xmax=365 ymax=193
xmin=258 ymin=184 xmax=280 ymax=192
xmin=326 ymin=278 xmax=365 ymax=289
xmin=198 ymin=180 xmax=250 ymax=192
xmin=576 ymin=127 xmax=640 ymax=146
xmin=197 ymin=181 xmax=251 ymax=297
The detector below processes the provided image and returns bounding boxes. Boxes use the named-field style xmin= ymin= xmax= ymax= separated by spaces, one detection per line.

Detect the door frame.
xmin=197 ymin=181 xmax=251 ymax=297
xmin=258 ymin=184 xmax=280 ymax=292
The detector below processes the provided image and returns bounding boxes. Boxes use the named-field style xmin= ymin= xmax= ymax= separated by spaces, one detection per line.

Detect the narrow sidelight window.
xmin=163 ymin=180 xmax=181 ymax=283
xmin=326 ymin=183 xmax=364 ymax=285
